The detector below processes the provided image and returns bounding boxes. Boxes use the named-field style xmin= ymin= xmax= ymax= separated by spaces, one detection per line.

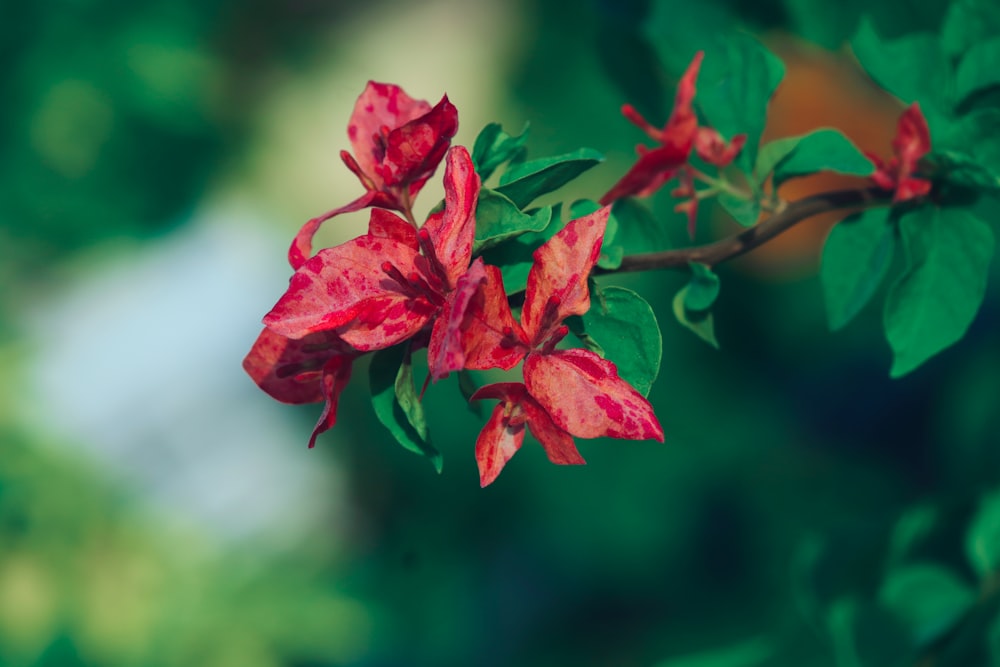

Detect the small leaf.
xmin=369 ymin=343 xmax=441 ymax=471
xmin=954 ymin=37 xmax=1000 ymax=110
xmin=673 ymin=286 xmax=719 ymax=349
xmin=473 ymin=188 xmax=553 ymax=254
xmin=769 ymin=129 xmax=874 ymax=188
xmin=879 ymin=564 xmax=976 ymax=647
xmin=609 ymin=197 xmax=672 ymax=255
xmin=717 ymin=192 xmax=760 ymax=227
xmin=884 ymin=207 xmax=994 ymax=377
xmin=497 ymin=148 xmax=604 ymax=209
xmin=695 ymin=32 xmax=785 ymax=172
xmin=820 ymin=209 xmax=896 ymax=331
xmin=580 ymin=287 xmax=662 ymax=396
xmin=684 ymin=263 xmax=721 ymax=311
xmin=966 ymin=489 xmax=1000 ymax=577
xmin=471 ymin=122 xmax=529 ymax=182
xmin=457 ymin=370 xmax=483 ymax=417
xmin=928 ymin=150 xmax=1000 ymax=194
xmin=753 ymin=135 xmax=801 ymax=188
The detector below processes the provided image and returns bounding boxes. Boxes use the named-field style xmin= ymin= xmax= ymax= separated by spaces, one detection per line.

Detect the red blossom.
xmin=865 ymin=102 xmax=932 ymax=203
xmin=288 ymin=81 xmax=459 ymax=269
xmin=264 ymin=146 xmax=483 ymax=380
xmin=464 ymin=207 xmax=664 ymax=485
xmin=242 ymin=328 xmax=355 ymax=448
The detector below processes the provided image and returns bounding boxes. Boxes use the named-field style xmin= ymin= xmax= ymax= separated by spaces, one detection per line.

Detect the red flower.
xmin=866 ymin=103 xmax=932 ymax=203
xmin=264 ymin=146 xmax=484 ymax=380
xmin=463 ymin=208 xmax=664 ymax=486
xmin=288 ymin=81 xmax=459 ymax=269
xmin=600 ymin=52 xmax=745 ymax=206
xmin=242 ymin=328 xmax=355 ymax=448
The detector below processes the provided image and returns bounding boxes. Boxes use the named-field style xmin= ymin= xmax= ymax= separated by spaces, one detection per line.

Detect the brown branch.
xmin=593 ymin=187 xmax=892 ymax=275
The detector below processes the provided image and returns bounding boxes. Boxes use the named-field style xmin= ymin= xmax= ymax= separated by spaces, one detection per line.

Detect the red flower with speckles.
xmin=866 ymin=102 xmax=932 ymax=203
xmin=288 ymin=81 xmax=458 ymax=269
xmin=264 ymin=146 xmax=484 ymax=381
xmin=462 ymin=208 xmax=664 ymax=486
xmin=600 ymin=52 xmax=746 ymax=207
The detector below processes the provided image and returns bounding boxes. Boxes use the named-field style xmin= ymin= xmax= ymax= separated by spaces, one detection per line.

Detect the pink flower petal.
xmin=242 ymin=328 xmax=353 ymax=405
xmin=475 ymin=398 xmax=527 ymax=487
xmin=419 ymin=146 xmax=480 ymax=289
xmin=524 ymin=349 xmax=664 ymax=442
xmin=461 ymin=264 xmax=529 ymax=371
xmin=427 ymin=257 xmax=488 ymax=380
xmin=347 ymin=82 xmax=433 ymax=184
xmin=521 ymin=207 xmax=609 ymax=346
xmin=308 ymin=355 xmax=354 ymax=448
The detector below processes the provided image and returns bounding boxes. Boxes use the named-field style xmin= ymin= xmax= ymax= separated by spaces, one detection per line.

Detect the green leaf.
xmin=653 ymin=637 xmax=773 ymax=667
xmin=369 ymin=343 xmax=441 ymax=472
xmin=753 ymin=135 xmax=801 ymax=187
xmin=457 ymin=370 xmax=483 ymax=418
xmin=769 ymin=129 xmax=874 ymax=188
xmin=879 ymin=564 xmax=976 ymax=647
xmin=473 ymin=188 xmax=553 ymax=254
xmin=941 ymin=0 xmax=1000 ymax=61
xmin=884 ymin=207 xmax=994 ymax=377
xmin=928 ymin=150 xmax=1000 ymax=194
xmin=481 ymin=205 xmax=565 ymax=294
xmin=684 ymin=263 xmax=720 ymax=311
xmin=471 ymin=122 xmax=529 ymax=182
xmin=674 ymin=286 xmax=719 ymax=349
xmin=820 ymin=209 xmax=896 ymax=331
xmin=966 ymin=489 xmax=1000 ymax=577
xmin=939 ymin=109 xmax=1000 ymax=177
xmin=579 ymin=287 xmax=662 ymax=396
xmin=851 ymin=19 xmax=951 ymax=131
xmin=609 ymin=197 xmax=672 ymax=255
xmin=954 ymin=37 xmax=1000 ymax=110
xmin=696 ymin=32 xmax=785 ymax=172
xmin=496 ymin=148 xmax=603 ymax=209
xmin=717 ymin=192 xmax=760 ymax=227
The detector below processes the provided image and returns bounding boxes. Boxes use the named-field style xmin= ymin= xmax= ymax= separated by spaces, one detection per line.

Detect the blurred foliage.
xmin=2 ymin=0 xmax=1000 ymax=666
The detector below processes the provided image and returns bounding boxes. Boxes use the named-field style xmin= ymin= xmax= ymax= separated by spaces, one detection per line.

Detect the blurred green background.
xmin=2 ymin=0 xmax=998 ymax=665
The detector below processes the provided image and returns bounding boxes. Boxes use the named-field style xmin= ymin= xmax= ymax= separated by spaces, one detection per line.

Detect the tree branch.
xmin=593 ymin=187 xmax=892 ymax=275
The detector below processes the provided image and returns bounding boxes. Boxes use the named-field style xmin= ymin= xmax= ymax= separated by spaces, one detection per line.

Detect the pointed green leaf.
xmin=579 ymin=287 xmax=662 ymax=396
xmin=718 ymin=192 xmax=760 ymax=227
xmin=674 ymin=286 xmax=719 ymax=349
xmin=696 ymin=32 xmax=785 ymax=172
xmin=753 ymin=135 xmax=801 ymax=188
xmin=684 ymin=263 xmax=721 ymax=311
xmin=457 ymin=370 xmax=483 ymax=418
xmin=939 ymin=108 xmax=1000 ymax=177
xmin=480 ymin=206 xmax=565 ymax=295
xmin=954 ymin=37 xmax=1000 ymax=110
xmin=473 ymin=188 xmax=552 ymax=254
xmin=966 ymin=490 xmax=1000 ymax=578
xmin=369 ymin=343 xmax=441 ymax=471
xmin=471 ymin=122 xmax=529 ymax=182
xmin=851 ymin=19 xmax=950 ymax=131
xmin=821 ymin=209 xmax=897 ymax=331
xmin=928 ymin=150 xmax=1000 ymax=194
xmin=884 ymin=207 xmax=994 ymax=377
xmin=879 ymin=564 xmax=975 ymax=647
xmin=496 ymin=148 xmax=603 ymax=209
xmin=770 ymin=130 xmax=874 ymax=188
xmin=609 ymin=197 xmax=672 ymax=255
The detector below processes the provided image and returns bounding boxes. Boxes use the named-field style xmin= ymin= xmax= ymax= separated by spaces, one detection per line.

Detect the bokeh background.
xmin=2 ymin=0 xmax=998 ymax=665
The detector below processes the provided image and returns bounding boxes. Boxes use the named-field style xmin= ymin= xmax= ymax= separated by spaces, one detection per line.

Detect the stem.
xmin=593 ymin=187 xmax=890 ymax=275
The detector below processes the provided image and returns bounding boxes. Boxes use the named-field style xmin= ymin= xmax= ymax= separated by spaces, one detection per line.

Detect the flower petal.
xmin=520 ymin=397 xmax=585 ymax=465
xmin=308 ymin=355 xmax=354 ymax=448
xmin=475 ymin=398 xmax=526 ymax=487
xmin=368 ymin=208 xmax=419 ymax=249
xmin=378 ymin=95 xmax=460 ymax=191
xmin=524 ymin=349 xmax=664 ymax=442
xmin=461 ymin=264 xmax=529 ymax=371
xmin=420 ymin=145 xmax=479 ymax=289
xmin=242 ymin=328 xmax=353 ymax=404
xmin=347 ymin=81 xmax=433 ymax=184
xmin=287 ymin=191 xmax=376 ymax=270
xmin=265 ymin=234 xmax=422 ymax=339
xmin=599 ymin=143 xmax=689 ymax=204
xmin=427 ymin=257 xmax=488 ymax=379
xmin=521 ymin=207 xmax=609 ymax=346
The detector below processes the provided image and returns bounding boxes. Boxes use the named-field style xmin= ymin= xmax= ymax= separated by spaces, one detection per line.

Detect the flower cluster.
xmin=600 ymin=52 xmax=746 ymax=237
xmin=866 ymin=102 xmax=932 ymax=203
xmin=244 ymin=82 xmax=663 ymax=486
